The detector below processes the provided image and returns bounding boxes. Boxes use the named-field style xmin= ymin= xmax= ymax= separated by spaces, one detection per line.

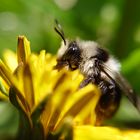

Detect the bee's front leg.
xmin=79 ymin=76 xmax=94 ymax=88
xmin=79 ymin=59 xmax=102 ymax=88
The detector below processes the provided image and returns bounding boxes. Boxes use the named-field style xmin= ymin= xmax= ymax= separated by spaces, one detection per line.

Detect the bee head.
xmin=54 ymin=20 xmax=81 ymax=70
xmin=54 ymin=40 xmax=81 ymax=71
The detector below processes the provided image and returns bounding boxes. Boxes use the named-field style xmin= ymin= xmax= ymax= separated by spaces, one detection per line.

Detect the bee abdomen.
xmin=95 ymin=80 xmax=121 ymax=126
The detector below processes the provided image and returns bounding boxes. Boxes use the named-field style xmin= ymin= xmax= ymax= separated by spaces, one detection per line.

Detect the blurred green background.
xmin=0 ymin=0 xmax=140 ymax=139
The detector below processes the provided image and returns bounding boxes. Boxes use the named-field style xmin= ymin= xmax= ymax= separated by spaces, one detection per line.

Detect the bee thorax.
xmin=79 ymin=59 xmax=95 ymax=76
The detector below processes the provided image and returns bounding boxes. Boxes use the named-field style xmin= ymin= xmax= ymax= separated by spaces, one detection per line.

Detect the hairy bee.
xmin=54 ymin=21 xmax=140 ymax=125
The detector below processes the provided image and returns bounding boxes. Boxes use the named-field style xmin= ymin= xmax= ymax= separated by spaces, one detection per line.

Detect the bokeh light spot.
xmin=100 ymin=4 xmax=118 ymax=23
xmin=54 ymin=0 xmax=78 ymax=10
xmin=0 ymin=12 xmax=18 ymax=31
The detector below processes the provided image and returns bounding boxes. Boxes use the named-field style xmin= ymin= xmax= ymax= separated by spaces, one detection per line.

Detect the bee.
xmin=54 ymin=21 xmax=140 ymax=125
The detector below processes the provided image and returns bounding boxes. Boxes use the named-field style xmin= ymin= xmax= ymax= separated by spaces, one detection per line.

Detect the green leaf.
xmin=9 ymin=87 xmax=32 ymax=140
xmin=0 ymin=80 xmax=8 ymax=97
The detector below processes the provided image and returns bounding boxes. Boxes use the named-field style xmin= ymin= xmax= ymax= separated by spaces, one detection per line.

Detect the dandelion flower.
xmin=0 ymin=36 xmax=100 ymax=139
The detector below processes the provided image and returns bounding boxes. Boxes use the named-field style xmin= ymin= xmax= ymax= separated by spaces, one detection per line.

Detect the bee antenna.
xmin=54 ymin=19 xmax=66 ymax=45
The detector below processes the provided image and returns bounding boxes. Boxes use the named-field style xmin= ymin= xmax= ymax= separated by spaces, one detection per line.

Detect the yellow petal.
xmin=74 ymin=126 xmax=140 ymax=140
xmin=40 ymin=70 xmax=84 ymax=135
xmin=0 ymin=59 xmax=29 ymax=113
xmin=0 ymin=59 xmax=13 ymax=86
xmin=3 ymin=49 xmax=18 ymax=72
xmin=40 ymin=72 xmax=69 ymax=135
xmin=23 ymin=63 xmax=35 ymax=112
xmin=54 ymin=84 xmax=100 ymax=130
xmin=122 ymin=130 xmax=140 ymax=140
xmin=17 ymin=36 xmax=31 ymax=64
xmin=74 ymin=126 xmax=121 ymax=140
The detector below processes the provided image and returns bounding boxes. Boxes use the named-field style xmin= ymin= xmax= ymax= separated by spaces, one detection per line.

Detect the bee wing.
xmin=102 ymin=63 xmax=140 ymax=112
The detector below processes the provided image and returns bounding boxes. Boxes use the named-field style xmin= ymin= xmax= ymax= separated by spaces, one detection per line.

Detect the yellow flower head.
xmin=0 ymin=36 xmax=100 ymax=139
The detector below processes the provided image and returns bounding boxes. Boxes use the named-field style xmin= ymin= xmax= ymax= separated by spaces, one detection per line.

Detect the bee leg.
xmin=79 ymin=58 xmax=102 ymax=88
xmin=79 ymin=76 xmax=95 ymax=88
xmin=95 ymin=80 xmax=121 ymax=126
